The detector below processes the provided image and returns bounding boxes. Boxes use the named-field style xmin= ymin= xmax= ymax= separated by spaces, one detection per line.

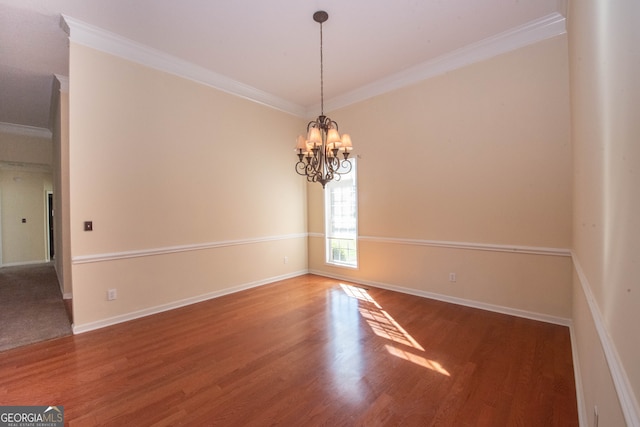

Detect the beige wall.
xmin=569 ymin=0 xmax=640 ymax=425
xmin=51 ymin=76 xmax=72 ymax=297
xmin=0 ymin=131 xmax=52 ymax=166
xmin=68 ymin=43 xmax=308 ymax=328
xmin=0 ymin=129 xmax=53 ymax=266
xmin=55 ymin=6 xmax=640 ymax=421
xmin=0 ymin=166 xmax=52 ymax=265
xmin=309 ymin=35 xmax=573 ymax=320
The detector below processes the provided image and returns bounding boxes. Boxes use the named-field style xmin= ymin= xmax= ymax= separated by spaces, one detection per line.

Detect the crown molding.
xmin=55 ymin=74 xmax=69 ymax=93
xmin=60 ymin=12 xmax=565 ymax=119
xmin=0 ymin=161 xmax=52 ymax=172
xmin=60 ymin=15 xmax=307 ymax=117
xmin=0 ymin=122 xmax=52 ymax=139
xmin=317 ymin=12 xmax=567 ymax=115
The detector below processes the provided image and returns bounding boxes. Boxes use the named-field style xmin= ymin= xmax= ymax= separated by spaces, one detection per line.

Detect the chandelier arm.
xmin=295 ymin=161 xmax=309 ymax=176
xmin=340 ymin=159 xmax=353 ymax=174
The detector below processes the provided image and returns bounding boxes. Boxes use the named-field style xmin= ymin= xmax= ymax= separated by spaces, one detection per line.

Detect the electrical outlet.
xmin=107 ymin=289 xmax=117 ymax=301
xmin=449 ymin=273 xmax=457 ymax=282
xmin=284 ymin=256 xmax=288 ymax=264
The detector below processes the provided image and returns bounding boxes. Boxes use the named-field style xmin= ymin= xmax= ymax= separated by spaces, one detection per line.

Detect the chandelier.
xmin=295 ymin=10 xmax=353 ymax=189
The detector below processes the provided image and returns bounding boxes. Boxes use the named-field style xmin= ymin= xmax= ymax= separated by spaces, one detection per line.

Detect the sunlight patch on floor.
xmin=385 ymin=345 xmax=451 ymax=376
xmin=340 ymin=283 xmax=448 ymax=376
xmin=357 ymin=306 xmax=425 ymax=350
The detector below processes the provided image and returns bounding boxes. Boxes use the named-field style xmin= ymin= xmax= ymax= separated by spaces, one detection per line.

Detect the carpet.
xmin=0 ymin=263 xmax=72 ymax=352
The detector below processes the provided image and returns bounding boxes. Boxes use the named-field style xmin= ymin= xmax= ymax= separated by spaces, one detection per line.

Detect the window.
xmin=325 ymin=160 xmax=358 ymax=267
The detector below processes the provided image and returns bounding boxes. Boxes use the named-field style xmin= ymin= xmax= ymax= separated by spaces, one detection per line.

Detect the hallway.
xmin=0 ymin=263 xmax=72 ymax=352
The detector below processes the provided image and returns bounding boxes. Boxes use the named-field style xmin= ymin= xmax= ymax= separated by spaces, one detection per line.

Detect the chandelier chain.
xmin=319 ymin=20 xmax=324 ymax=116
xmin=295 ymin=11 xmax=353 ymax=189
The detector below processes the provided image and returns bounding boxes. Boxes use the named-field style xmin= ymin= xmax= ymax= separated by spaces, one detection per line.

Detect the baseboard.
xmin=52 ymin=264 xmax=72 ymax=300
xmin=0 ymin=260 xmax=52 ymax=268
xmin=310 ymin=269 xmax=585 ymax=423
xmin=309 ymin=269 xmax=572 ymax=327
xmin=569 ymin=324 xmax=588 ymax=426
xmin=72 ymin=270 xmax=308 ymax=334
xmin=572 ymin=253 xmax=640 ymax=427
xmin=69 ymin=266 xmax=593 ymax=424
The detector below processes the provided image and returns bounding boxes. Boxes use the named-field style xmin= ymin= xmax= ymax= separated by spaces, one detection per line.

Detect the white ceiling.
xmin=0 ymin=0 xmax=565 ymax=131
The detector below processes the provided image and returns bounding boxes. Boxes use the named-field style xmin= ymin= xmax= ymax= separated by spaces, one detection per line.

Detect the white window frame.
xmin=324 ymin=160 xmax=358 ymax=268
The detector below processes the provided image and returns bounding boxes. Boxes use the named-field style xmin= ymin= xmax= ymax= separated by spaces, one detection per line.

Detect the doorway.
xmin=47 ymin=191 xmax=54 ymax=260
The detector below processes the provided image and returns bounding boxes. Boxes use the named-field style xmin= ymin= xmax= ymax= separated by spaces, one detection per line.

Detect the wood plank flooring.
xmin=0 ymin=274 xmax=578 ymax=426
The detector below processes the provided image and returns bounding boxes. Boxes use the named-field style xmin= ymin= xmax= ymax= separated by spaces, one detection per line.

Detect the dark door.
xmin=48 ymin=193 xmax=54 ymax=259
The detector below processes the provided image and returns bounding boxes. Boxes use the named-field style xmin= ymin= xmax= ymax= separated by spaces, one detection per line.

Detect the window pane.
xmin=325 ymin=161 xmax=357 ymax=267
xmin=327 ymin=237 xmax=357 ymax=265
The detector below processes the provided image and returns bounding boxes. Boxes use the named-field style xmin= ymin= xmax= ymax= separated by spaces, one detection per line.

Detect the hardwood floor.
xmin=0 ymin=274 xmax=578 ymax=426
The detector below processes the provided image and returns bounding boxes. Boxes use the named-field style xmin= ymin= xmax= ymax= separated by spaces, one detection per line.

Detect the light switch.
xmin=84 ymin=221 xmax=93 ymax=231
